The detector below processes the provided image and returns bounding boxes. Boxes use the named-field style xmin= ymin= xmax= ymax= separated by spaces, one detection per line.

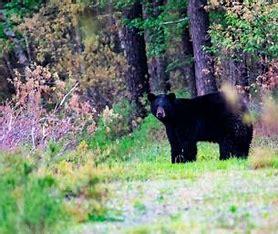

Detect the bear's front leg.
xmin=166 ymin=127 xmax=183 ymax=163
xmin=170 ymin=145 xmax=183 ymax=163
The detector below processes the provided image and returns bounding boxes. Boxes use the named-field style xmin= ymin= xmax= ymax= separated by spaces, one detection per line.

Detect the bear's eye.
xmin=155 ymin=104 xmax=162 ymax=110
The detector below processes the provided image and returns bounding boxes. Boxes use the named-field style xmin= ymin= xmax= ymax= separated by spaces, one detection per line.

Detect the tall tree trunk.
xmin=144 ymin=0 xmax=170 ymax=94
xmin=148 ymin=55 xmax=170 ymax=93
xmin=109 ymin=16 xmax=123 ymax=54
xmin=221 ymin=52 xmax=249 ymax=102
xmin=234 ymin=53 xmax=249 ymax=102
xmin=107 ymin=0 xmax=123 ymax=53
xmin=221 ymin=52 xmax=237 ymax=86
xmin=181 ymin=28 xmax=197 ymax=97
xmin=122 ymin=1 xmax=150 ymax=118
xmin=188 ymin=0 xmax=217 ymax=95
xmin=180 ymin=9 xmax=197 ymax=97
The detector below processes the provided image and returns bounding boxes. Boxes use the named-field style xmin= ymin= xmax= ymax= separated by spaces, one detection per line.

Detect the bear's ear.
xmin=168 ymin=93 xmax=176 ymax=101
xmin=147 ymin=93 xmax=156 ymax=102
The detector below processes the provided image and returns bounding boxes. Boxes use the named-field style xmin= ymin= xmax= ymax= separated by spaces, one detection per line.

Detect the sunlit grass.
xmin=94 ymin=159 xmax=248 ymax=182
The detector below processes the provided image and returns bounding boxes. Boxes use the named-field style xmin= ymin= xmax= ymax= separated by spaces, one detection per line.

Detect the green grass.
xmin=76 ymin=114 xmax=278 ymax=233
xmin=94 ymin=159 xmax=248 ymax=182
xmin=0 ymin=154 xmax=68 ymax=234
xmin=1 ymin=114 xmax=278 ymax=234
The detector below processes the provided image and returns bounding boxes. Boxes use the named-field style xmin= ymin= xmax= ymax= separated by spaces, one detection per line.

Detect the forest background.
xmin=0 ymin=0 xmax=277 ymax=233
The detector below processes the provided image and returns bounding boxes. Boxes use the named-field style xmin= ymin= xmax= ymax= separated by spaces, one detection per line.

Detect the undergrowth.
xmin=0 ymin=103 xmax=277 ymax=233
xmin=0 ymin=153 xmax=67 ymax=234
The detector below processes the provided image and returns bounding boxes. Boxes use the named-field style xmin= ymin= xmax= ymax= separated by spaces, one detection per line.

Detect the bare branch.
xmin=161 ymin=17 xmax=188 ymax=26
xmin=54 ymin=82 xmax=79 ymax=112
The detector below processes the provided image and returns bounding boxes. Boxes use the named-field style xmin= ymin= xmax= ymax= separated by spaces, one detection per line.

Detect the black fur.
xmin=148 ymin=92 xmax=253 ymax=163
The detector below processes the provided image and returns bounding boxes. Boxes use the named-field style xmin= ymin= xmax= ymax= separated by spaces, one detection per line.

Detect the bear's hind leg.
xmin=220 ymin=140 xmax=249 ymax=160
xmin=233 ymin=135 xmax=252 ymax=158
xmin=219 ymin=140 xmax=233 ymax=160
xmin=232 ymin=144 xmax=249 ymax=159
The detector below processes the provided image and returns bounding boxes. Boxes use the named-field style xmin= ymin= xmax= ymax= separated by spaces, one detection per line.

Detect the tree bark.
xmin=234 ymin=53 xmax=249 ymax=102
xmin=109 ymin=16 xmax=123 ymax=54
xmin=180 ymin=8 xmax=197 ymax=97
xmin=188 ymin=0 xmax=217 ymax=95
xmin=221 ymin=52 xmax=249 ymax=102
xmin=148 ymin=55 xmax=170 ymax=93
xmin=122 ymin=1 xmax=150 ymax=117
xmin=144 ymin=0 xmax=170 ymax=94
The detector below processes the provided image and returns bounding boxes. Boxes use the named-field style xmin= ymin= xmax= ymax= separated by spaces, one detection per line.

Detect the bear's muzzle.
xmin=156 ymin=107 xmax=166 ymax=119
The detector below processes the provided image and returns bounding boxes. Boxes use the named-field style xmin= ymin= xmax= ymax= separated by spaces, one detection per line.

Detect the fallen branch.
xmin=161 ymin=17 xmax=188 ymax=26
xmin=54 ymin=82 xmax=79 ymax=112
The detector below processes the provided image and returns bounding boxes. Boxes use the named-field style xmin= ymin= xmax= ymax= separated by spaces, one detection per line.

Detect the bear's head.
xmin=148 ymin=93 xmax=176 ymax=121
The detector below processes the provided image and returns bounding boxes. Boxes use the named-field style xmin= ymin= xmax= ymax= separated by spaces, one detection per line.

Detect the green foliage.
xmin=3 ymin=0 xmax=43 ymax=19
xmin=89 ymin=100 xmax=133 ymax=150
xmin=88 ymin=108 xmax=163 ymax=164
xmin=0 ymin=0 xmax=44 ymax=55
xmin=14 ymin=1 xmax=127 ymax=111
xmin=0 ymin=24 xmax=5 ymax=39
xmin=133 ymin=200 xmax=147 ymax=213
xmin=0 ymin=143 xmax=111 ymax=231
xmin=119 ymin=0 xmax=188 ymax=57
xmin=210 ymin=0 xmax=278 ymax=58
xmin=0 ymin=155 xmax=67 ymax=234
xmin=88 ymin=210 xmax=123 ymax=222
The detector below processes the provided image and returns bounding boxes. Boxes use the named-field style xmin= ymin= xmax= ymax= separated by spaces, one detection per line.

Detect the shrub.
xmin=88 ymin=113 xmax=164 ymax=164
xmin=254 ymin=96 xmax=278 ymax=136
xmin=0 ymin=65 xmax=96 ymax=150
xmin=249 ymin=147 xmax=278 ymax=169
xmin=47 ymin=157 xmax=108 ymax=223
xmin=0 ymin=147 xmax=110 ymax=232
xmin=17 ymin=1 xmax=127 ymax=111
xmin=88 ymin=100 xmax=133 ymax=150
xmin=0 ymin=154 xmax=68 ymax=234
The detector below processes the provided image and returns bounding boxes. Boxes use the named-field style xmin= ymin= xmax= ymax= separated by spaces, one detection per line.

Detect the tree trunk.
xmin=234 ymin=53 xmax=249 ymax=102
xmin=148 ymin=55 xmax=170 ymax=93
xmin=188 ymin=0 xmax=217 ymax=95
xmin=122 ymin=1 xmax=150 ymax=118
xmin=107 ymin=0 xmax=123 ymax=54
xmin=221 ymin=52 xmax=249 ymax=102
xmin=144 ymin=0 xmax=170 ymax=94
xmin=109 ymin=16 xmax=123 ymax=54
xmin=180 ymin=9 xmax=197 ymax=97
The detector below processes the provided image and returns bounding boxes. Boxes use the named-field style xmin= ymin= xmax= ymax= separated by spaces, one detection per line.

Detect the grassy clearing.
xmin=94 ymin=159 xmax=248 ymax=182
xmin=77 ymin=167 xmax=278 ymax=234
xmin=0 ymin=115 xmax=277 ymax=233
xmin=79 ymin=115 xmax=278 ymax=233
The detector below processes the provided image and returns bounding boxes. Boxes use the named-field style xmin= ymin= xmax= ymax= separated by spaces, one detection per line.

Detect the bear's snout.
xmin=156 ymin=107 xmax=166 ymax=119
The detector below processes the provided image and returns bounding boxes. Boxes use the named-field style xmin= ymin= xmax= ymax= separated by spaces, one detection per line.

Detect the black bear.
xmin=148 ymin=92 xmax=253 ymax=163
